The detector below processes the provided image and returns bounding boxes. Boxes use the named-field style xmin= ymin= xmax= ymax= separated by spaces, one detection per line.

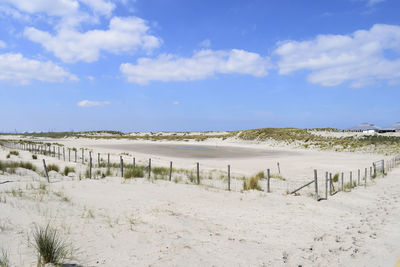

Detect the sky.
xmin=0 ymin=0 xmax=400 ymax=132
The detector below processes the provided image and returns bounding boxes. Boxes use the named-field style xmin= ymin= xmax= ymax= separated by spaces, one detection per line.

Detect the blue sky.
xmin=1 ymin=0 xmax=400 ymax=132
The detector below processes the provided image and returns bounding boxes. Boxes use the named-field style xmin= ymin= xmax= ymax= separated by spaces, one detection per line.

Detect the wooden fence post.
xmin=82 ymin=148 xmax=84 ymax=164
xmin=329 ymin=173 xmax=332 ymax=196
xmin=169 ymin=161 xmax=173 ymax=181
xmin=325 ymin=172 xmax=328 ymax=199
xmin=58 ymin=147 xmax=60 ymax=160
xmin=364 ymin=168 xmax=367 ymax=188
xmin=74 ymin=149 xmax=77 ymax=163
xmin=148 ymin=158 xmax=151 ymax=179
xmin=43 ymin=159 xmax=50 ymax=183
xmin=196 ymin=162 xmax=200 ymax=184
xmin=89 ymin=155 xmax=92 ymax=179
xmin=277 ymin=162 xmax=280 ymax=174
xmin=98 ymin=153 xmax=100 ymax=167
xmin=350 ymin=171 xmax=352 ymax=191
xmin=107 ymin=153 xmax=110 ymax=168
xmin=120 ymin=156 xmax=123 ymax=177
xmin=358 ymin=169 xmax=360 ymax=186
xmin=228 ymin=165 xmax=231 ymax=191
xmin=133 ymin=157 xmax=135 ymax=168
xmin=314 ymin=169 xmax=318 ymax=201
xmin=68 ymin=149 xmax=70 ymax=162
xmin=267 ymin=168 xmax=271 ymax=193
xmin=341 ymin=172 xmax=344 ymax=191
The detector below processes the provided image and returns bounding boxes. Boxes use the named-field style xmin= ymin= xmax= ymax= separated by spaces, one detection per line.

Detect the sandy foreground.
xmin=0 ymin=138 xmax=399 ymax=266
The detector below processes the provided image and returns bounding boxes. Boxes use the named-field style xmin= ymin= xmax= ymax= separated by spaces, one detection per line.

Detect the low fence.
xmin=1 ymin=140 xmax=399 ymax=201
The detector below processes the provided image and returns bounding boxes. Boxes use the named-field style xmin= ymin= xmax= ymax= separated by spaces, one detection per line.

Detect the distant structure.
xmin=383 ymin=122 xmax=400 ymax=132
xmin=347 ymin=122 xmax=380 ymax=133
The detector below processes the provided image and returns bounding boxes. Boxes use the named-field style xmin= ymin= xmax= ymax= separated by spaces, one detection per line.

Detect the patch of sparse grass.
xmin=333 ymin=173 xmax=339 ymax=183
xmin=255 ymin=171 xmax=264 ymax=179
xmin=46 ymin=164 xmax=59 ymax=173
xmin=152 ymin=166 xmax=169 ymax=180
xmin=0 ymin=160 xmax=37 ymax=173
xmin=63 ymin=166 xmax=75 ymax=176
xmin=0 ymin=249 xmax=9 ymax=267
xmin=33 ymin=224 xmax=70 ymax=266
xmin=9 ymin=151 xmax=19 ymax=156
xmin=243 ymin=176 xmax=262 ymax=191
xmin=124 ymin=167 xmax=144 ymax=179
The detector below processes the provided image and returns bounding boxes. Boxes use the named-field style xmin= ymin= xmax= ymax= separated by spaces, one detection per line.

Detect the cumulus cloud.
xmin=199 ymin=39 xmax=211 ymax=48
xmin=77 ymin=100 xmax=110 ymax=107
xmin=120 ymin=49 xmax=271 ymax=85
xmin=0 ymin=40 xmax=6 ymax=48
xmin=275 ymin=24 xmax=400 ymax=87
xmin=24 ymin=16 xmax=161 ymax=63
xmin=366 ymin=0 xmax=385 ymax=6
xmin=79 ymin=0 xmax=115 ymax=16
xmin=0 ymin=53 xmax=77 ymax=84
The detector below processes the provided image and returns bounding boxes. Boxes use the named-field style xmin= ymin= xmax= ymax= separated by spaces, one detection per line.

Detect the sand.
xmin=0 ymin=137 xmax=399 ymax=266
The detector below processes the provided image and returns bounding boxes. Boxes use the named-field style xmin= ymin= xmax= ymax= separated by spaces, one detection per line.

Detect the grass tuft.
xmin=243 ymin=176 xmax=262 ymax=191
xmin=63 ymin=166 xmax=75 ymax=176
xmin=124 ymin=167 xmax=144 ymax=179
xmin=46 ymin=164 xmax=59 ymax=173
xmin=0 ymin=249 xmax=9 ymax=267
xmin=33 ymin=224 xmax=70 ymax=266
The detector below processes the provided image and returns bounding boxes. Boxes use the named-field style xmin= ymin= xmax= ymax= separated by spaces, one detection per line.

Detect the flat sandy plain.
xmin=0 ymin=135 xmax=399 ymax=266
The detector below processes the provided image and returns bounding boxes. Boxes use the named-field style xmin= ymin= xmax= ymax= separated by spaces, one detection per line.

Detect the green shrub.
xmin=124 ymin=168 xmax=144 ymax=178
xmin=46 ymin=164 xmax=59 ymax=173
xmin=32 ymin=155 xmax=38 ymax=160
xmin=63 ymin=166 xmax=75 ymax=176
xmin=5 ymin=154 xmax=10 ymax=159
xmin=33 ymin=224 xmax=69 ymax=266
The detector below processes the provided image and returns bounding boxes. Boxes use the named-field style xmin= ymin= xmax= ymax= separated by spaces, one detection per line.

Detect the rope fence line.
xmin=1 ymin=140 xmax=399 ymax=201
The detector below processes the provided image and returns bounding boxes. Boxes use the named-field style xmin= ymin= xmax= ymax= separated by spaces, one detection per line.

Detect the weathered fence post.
xmin=358 ymin=169 xmax=360 ymax=186
xmin=350 ymin=171 xmax=353 ymax=191
xmin=98 ymin=153 xmax=100 ymax=167
xmin=133 ymin=157 xmax=135 ymax=168
xmin=228 ymin=165 xmax=231 ymax=191
xmin=267 ymin=168 xmax=271 ymax=193
xmin=329 ymin=173 xmax=333 ymax=196
xmin=74 ymin=149 xmax=77 ymax=163
xmin=196 ymin=162 xmax=200 ymax=184
xmin=277 ymin=162 xmax=280 ymax=174
xmin=325 ymin=172 xmax=328 ymax=199
xmin=43 ymin=159 xmax=50 ymax=183
xmin=58 ymin=146 xmax=60 ymax=160
xmin=148 ymin=158 xmax=151 ymax=179
xmin=382 ymin=159 xmax=385 ymax=174
xmin=364 ymin=168 xmax=367 ymax=188
xmin=120 ymin=156 xmax=123 ymax=177
xmin=89 ymin=155 xmax=92 ymax=179
xmin=314 ymin=169 xmax=318 ymax=201
xmin=82 ymin=148 xmax=84 ymax=164
xmin=169 ymin=161 xmax=173 ymax=182
xmin=341 ymin=172 xmax=344 ymax=192
xmin=68 ymin=148 xmax=70 ymax=162
xmin=107 ymin=153 xmax=110 ymax=168
xmin=53 ymin=146 xmax=55 ymax=157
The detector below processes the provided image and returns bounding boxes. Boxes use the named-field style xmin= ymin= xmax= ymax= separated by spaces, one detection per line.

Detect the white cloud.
xmin=199 ymin=39 xmax=211 ymax=48
xmin=0 ymin=0 xmax=79 ymax=17
xmin=24 ymin=16 xmax=161 ymax=63
xmin=275 ymin=24 xmax=400 ymax=87
xmin=173 ymin=101 xmax=179 ymax=105
xmin=120 ymin=49 xmax=271 ymax=85
xmin=77 ymin=100 xmax=110 ymax=107
xmin=0 ymin=40 xmax=6 ymax=48
xmin=367 ymin=0 xmax=385 ymax=6
xmin=0 ymin=53 xmax=78 ymax=84
xmin=79 ymin=0 xmax=115 ymax=16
